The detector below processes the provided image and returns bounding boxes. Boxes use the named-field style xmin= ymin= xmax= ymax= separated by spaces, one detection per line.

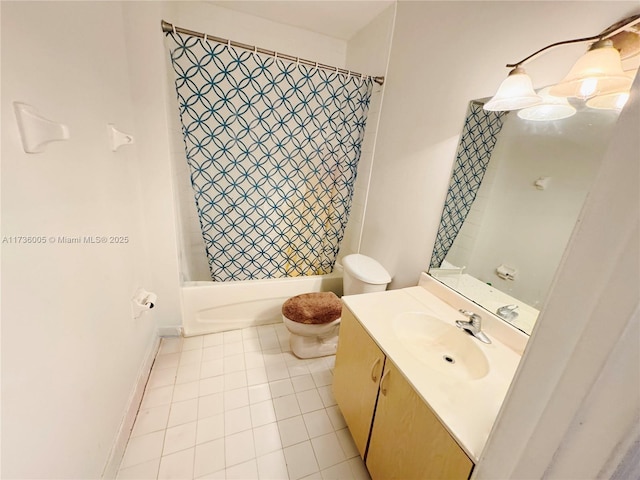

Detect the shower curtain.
xmin=430 ymin=103 xmax=506 ymax=269
xmin=166 ymin=31 xmax=373 ymax=282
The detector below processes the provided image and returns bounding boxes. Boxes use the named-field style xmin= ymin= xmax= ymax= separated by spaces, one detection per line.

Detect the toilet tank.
xmin=342 ymin=254 xmax=391 ymax=295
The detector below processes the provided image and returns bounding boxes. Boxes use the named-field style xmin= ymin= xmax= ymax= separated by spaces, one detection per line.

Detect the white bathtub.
xmin=180 ymin=267 xmax=344 ymax=337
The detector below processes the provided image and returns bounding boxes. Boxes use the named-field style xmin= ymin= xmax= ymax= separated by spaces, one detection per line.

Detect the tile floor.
xmin=116 ymin=323 xmax=371 ymax=480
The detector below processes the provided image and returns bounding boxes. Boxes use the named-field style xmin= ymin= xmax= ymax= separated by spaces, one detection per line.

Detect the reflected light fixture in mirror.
xmin=549 ymin=39 xmax=632 ymax=98
xmin=518 ymin=87 xmax=577 ymax=121
xmin=586 ymin=91 xmax=630 ymax=110
xmin=484 ymin=14 xmax=640 ymax=112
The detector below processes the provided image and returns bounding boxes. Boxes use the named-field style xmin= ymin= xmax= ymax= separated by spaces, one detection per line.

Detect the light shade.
xmin=518 ymin=87 xmax=576 ymax=121
xmin=586 ymin=92 xmax=630 ymax=110
xmin=484 ymin=67 xmax=543 ymax=111
xmin=549 ymin=39 xmax=632 ymax=99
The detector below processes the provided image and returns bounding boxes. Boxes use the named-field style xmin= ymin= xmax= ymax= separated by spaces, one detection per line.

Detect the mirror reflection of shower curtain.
xmin=166 ymin=32 xmax=373 ymax=281
xmin=430 ymin=103 xmax=506 ymax=269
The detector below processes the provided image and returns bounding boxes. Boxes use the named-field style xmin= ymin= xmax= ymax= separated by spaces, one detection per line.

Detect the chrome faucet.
xmin=455 ymin=309 xmax=491 ymax=344
xmin=496 ymin=304 xmax=519 ymax=322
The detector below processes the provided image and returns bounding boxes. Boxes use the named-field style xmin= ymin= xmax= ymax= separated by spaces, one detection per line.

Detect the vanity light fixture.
xmin=517 ymin=87 xmax=576 ymax=121
xmin=483 ymin=67 xmax=542 ymax=111
xmin=484 ymin=14 xmax=640 ymax=112
xmin=549 ymin=39 xmax=631 ymax=98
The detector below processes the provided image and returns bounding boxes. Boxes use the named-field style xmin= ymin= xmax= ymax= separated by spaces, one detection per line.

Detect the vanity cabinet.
xmin=334 ymin=307 xmax=474 ymax=480
xmin=333 ymin=307 xmax=386 ymax=457
xmin=367 ymin=360 xmax=474 ymax=479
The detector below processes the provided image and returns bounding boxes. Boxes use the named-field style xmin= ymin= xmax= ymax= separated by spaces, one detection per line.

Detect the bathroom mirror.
xmin=428 ymin=98 xmax=623 ymax=335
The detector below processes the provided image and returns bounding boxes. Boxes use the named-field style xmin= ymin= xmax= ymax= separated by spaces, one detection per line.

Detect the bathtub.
xmin=180 ymin=267 xmax=344 ymax=337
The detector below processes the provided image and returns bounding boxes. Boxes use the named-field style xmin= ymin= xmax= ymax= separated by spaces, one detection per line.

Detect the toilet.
xmin=282 ymin=254 xmax=391 ymax=359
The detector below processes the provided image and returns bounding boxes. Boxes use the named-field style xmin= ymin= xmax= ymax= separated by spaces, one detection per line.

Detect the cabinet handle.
xmin=370 ymin=357 xmax=381 ymax=382
xmin=380 ymin=369 xmax=390 ymax=396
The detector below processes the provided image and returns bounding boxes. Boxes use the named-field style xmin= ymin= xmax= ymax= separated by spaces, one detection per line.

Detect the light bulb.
xmin=578 ymin=78 xmax=599 ymax=98
xmin=550 ymin=39 xmax=632 ymax=99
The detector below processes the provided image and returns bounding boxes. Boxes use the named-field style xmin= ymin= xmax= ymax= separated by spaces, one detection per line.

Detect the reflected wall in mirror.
xmin=429 ymin=99 xmax=622 ymax=335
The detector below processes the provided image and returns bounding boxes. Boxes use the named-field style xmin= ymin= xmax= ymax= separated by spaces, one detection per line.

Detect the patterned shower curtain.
xmin=429 ymin=103 xmax=506 ymax=269
xmin=166 ymin=31 xmax=373 ymax=281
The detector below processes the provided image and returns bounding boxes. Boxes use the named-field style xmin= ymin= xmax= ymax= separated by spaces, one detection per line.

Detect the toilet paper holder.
xmin=496 ymin=264 xmax=517 ymax=281
xmin=132 ymin=288 xmax=157 ymax=319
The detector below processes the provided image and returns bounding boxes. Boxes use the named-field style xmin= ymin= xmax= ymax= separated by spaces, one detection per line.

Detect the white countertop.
xmin=342 ymin=285 xmax=524 ymax=462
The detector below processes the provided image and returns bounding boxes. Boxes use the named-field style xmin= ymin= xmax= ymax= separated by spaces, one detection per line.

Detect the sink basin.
xmin=392 ymin=312 xmax=490 ymax=380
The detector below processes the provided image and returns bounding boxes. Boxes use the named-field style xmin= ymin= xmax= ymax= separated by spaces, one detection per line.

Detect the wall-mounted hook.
xmin=534 ymin=176 xmax=551 ymax=190
xmin=13 ymin=102 xmax=70 ymax=153
xmin=108 ymin=124 xmax=134 ymax=152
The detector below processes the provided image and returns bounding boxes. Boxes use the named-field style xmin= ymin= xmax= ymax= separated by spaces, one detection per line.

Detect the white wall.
xmin=361 ymin=0 xmax=638 ymax=289
xmin=121 ymin=1 xmax=183 ymax=333
xmin=1 ymin=2 xmax=162 ymax=477
xmin=341 ymin=4 xmax=396 ymax=258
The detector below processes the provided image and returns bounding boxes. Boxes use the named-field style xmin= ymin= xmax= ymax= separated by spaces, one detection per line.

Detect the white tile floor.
xmin=117 ymin=324 xmax=371 ymax=480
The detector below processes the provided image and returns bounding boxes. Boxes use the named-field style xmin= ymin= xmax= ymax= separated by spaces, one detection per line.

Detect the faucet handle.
xmin=458 ymin=309 xmax=482 ymax=326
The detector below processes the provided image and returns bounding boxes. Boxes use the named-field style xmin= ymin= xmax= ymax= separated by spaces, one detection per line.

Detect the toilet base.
xmin=289 ymin=329 xmax=339 ymax=359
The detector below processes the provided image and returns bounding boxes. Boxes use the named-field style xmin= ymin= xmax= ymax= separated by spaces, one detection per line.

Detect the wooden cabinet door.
xmin=367 ymin=361 xmax=474 ymax=480
xmin=333 ymin=308 xmax=386 ymax=457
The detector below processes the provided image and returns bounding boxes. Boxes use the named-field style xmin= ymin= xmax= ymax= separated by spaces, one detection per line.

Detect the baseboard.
xmin=101 ymin=331 xmax=161 ymax=479
xmin=158 ymin=325 xmax=183 ymax=337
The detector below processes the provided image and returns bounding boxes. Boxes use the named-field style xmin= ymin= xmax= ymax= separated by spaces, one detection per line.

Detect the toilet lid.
xmin=342 ymin=254 xmax=391 ymax=285
xmin=282 ymin=292 xmax=342 ymax=325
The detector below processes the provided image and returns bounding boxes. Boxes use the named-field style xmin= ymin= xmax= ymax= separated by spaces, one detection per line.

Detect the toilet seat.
xmin=282 ymin=292 xmax=342 ymax=325
xmin=282 ymin=292 xmax=342 ymax=359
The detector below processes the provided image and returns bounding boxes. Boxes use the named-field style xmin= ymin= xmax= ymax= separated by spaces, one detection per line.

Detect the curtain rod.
xmin=161 ymin=20 xmax=385 ymax=86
